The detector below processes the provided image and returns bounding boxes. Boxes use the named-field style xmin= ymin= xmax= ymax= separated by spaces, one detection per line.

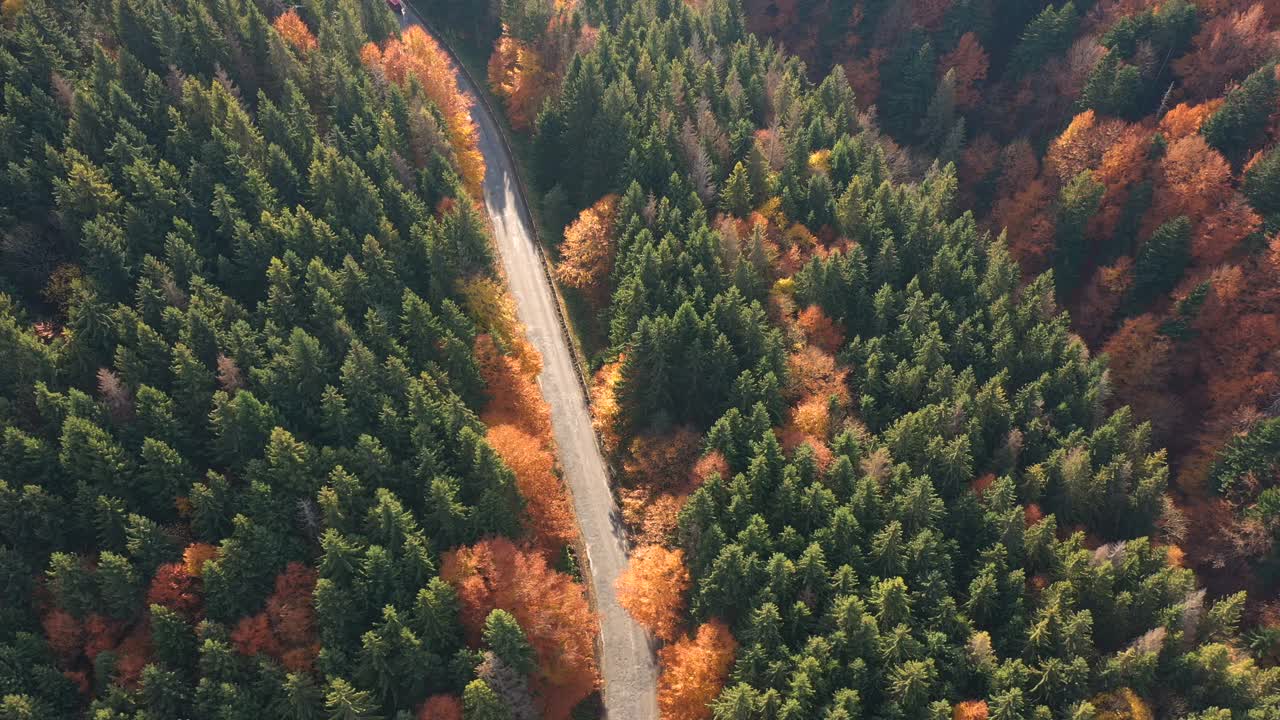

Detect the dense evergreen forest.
xmin=730 ymin=0 xmax=1280 ymax=603
xmin=0 ymin=0 xmax=595 ymax=717
xmin=448 ymin=0 xmax=1280 ymax=604
xmin=5 ymin=0 xmax=1280 ymax=718
xmin=446 ymin=0 xmax=1280 ymax=717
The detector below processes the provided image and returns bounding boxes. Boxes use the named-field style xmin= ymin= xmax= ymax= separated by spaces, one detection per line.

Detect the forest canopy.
xmin=461 ymin=0 xmax=1280 ymax=717
xmin=5 ymin=0 xmax=1280 ymax=718
xmin=0 ymin=0 xmax=594 ymax=717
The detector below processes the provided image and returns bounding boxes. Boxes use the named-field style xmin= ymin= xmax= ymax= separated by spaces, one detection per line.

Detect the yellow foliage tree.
xmin=590 ymin=359 xmax=623 ymax=451
xmin=807 ymin=149 xmax=832 ymax=175
xmin=1091 ymin=688 xmax=1154 ymax=720
xmin=461 ymin=276 xmax=521 ymax=350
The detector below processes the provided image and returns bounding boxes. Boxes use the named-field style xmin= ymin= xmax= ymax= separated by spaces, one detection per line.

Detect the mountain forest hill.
xmin=431 ymin=0 xmax=1280 ymax=717
xmin=0 ymin=0 xmax=597 ymax=717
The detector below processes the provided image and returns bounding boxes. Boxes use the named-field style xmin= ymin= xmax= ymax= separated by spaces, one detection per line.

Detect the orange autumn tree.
xmin=992 ymin=178 xmax=1054 ymax=273
xmin=487 ymin=0 xmax=582 ymax=130
xmin=1200 ymin=310 xmax=1280 ymax=431
xmin=1091 ymin=125 xmax=1152 ymax=241
xmin=1147 ymin=135 xmax=1260 ymax=266
xmin=657 ymin=620 xmax=738 ymax=720
xmin=958 ymin=134 xmax=1001 ymax=207
xmin=1193 ymin=195 xmax=1263 ymax=266
xmin=784 ymin=346 xmax=850 ymax=405
xmin=590 ymin=358 xmax=624 ymax=451
xmin=954 ymin=700 xmax=990 ymax=720
xmin=797 ymin=305 xmax=845 ymax=354
xmin=1150 ymin=136 xmax=1235 ymax=223
xmin=625 ymin=491 xmax=686 ymax=547
xmin=1158 ymin=100 xmax=1225 ymax=141
xmin=1173 ymin=2 xmax=1280 ymax=98
xmin=231 ymin=613 xmax=281 ymax=658
xmin=784 ymin=306 xmax=850 ymax=451
xmin=82 ymin=615 xmax=124 ymax=663
xmin=616 ymin=425 xmax=702 ymax=556
xmin=1074 ymin=257 xmax=1133 ymax=344
xmin=486 ymin=424 xmax=577 ymax=553
xmin=1139 ymin=261 xmax=1280 ymax=491
xmin=1044 ymin=110 xmax=1125 ymax=185
xmin=272 ymin=9 xmax=316 ymax=54
xmin=780 ymin=390 xmax=837 ymax=470
xmin=692 ymin=451 xmax=729 ymax=484
xmin=842 ymin=49 xmax=887 ymax=106
xmin=1193 ymin=263 xmax=1279 ymax=415
xmin=111 ymin=624 xmax=153 ymax=687
xmin=623 ymin=426 xmax=702 ymax=489
xmin=441 ymin=538 xmax=598 ymax=720
xmin=469 ymin=280 xmax=576 ymax=555
xmin=555 ymin=194 xmax=620 ymax=307
xmin=788 ymin=395 xmax=832 ymax=439
xmin=616 ymin=545 xmax=691 ymax=641
xmin=65 ymin=614 xmax=151 ymax=687
xmin=360 ymin=27 xmax=485 ymax=200
xmin=182 ymin=542 xmax=218 ymax=577
xmin=990 ymin=142 xmax=1056 ymax=273
xmin=475 ymin=334 xmax=551 ymax=439
xmin=488 ymin=32 xmax=552 ymax=131
xmin=996 ymin=140 xmax=1041 ymax=195
xmin=417 ymin=694 xmax=463 ymax=720
xmin=266 ymin=562 xmax=320 ymax=671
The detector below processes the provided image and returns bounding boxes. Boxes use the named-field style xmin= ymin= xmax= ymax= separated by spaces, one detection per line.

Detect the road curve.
xmin=400 ymin=8 xmax=660 ymax=720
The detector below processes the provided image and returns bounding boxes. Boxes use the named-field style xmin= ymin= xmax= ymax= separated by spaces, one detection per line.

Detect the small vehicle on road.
xmin=386 ymin=0 xmax=404 ymax=15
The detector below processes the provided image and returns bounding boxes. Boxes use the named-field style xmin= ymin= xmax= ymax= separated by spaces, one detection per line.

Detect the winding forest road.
xmin=401 ymin=9 xmax=660 ymax=720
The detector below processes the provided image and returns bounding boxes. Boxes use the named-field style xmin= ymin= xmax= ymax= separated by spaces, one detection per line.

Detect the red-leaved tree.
xmin=146 ymin=562 xmax=203 ymax=619
xmin=42 ymin=609 xmax=83 ymax=663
